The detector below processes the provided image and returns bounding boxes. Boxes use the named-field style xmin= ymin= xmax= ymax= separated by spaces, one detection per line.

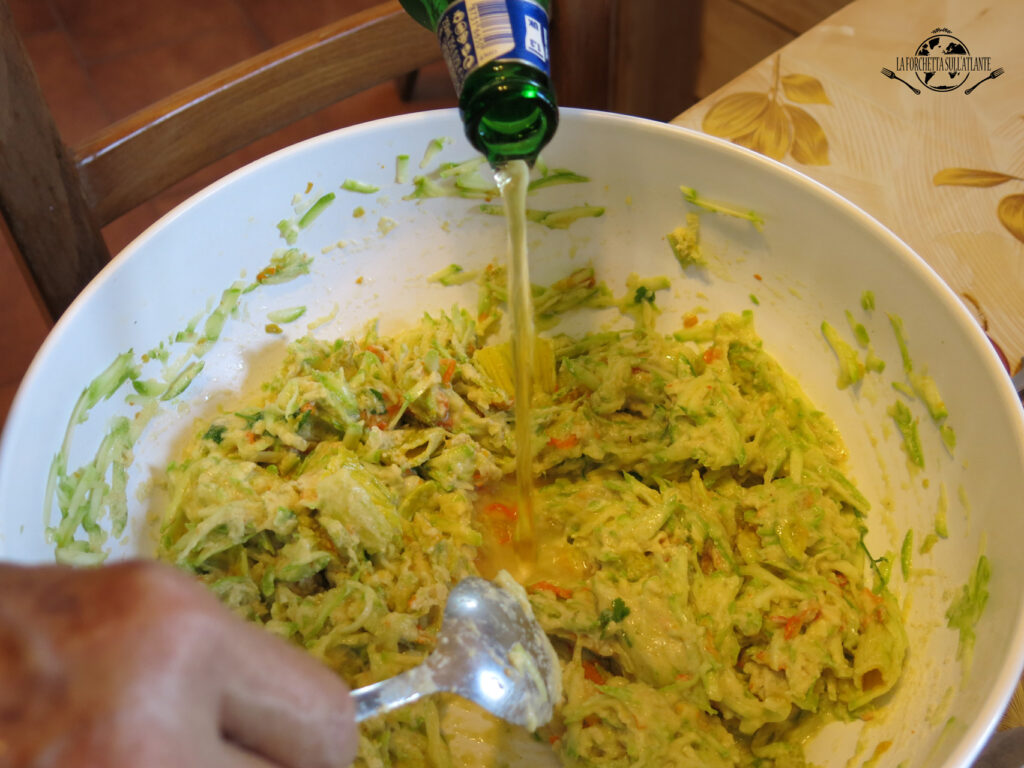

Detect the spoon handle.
xmin=351 ymin=663 xmax=442 ymax=722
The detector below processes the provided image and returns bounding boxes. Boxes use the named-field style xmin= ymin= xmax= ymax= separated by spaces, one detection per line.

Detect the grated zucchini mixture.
xmin=155 ymin=265 xmax=906 ymax=768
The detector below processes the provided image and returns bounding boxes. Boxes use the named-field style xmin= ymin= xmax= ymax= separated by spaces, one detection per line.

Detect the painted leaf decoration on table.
xmin=933 ymin=168 xmax=1021 ymax=187
xmin=997 ymin=194 xmax=1024 ymax=243
xmin=702 ymin=92 xmax=770 ymax=139
xmin=785 ymin=105 xmax=829 ymax=165
xmin=733 ymin=100 xmax=792 ymax=160
xmin=780 ymin=74 xmax=831 ymax=105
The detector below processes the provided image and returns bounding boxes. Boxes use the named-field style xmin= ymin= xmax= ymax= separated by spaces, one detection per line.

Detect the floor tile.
xmin=239 ymin=0 xmax=384 ymax=46
xmin=0 ymin=238 xmax=52 ymax=392
xmin=88 ymin=25 xmax=267 ymax=119
xmin=102 ymin=202 xmax=164 ymax=256
xmin=7 ymin=0 xmax=58 ymax=36
xmin=0 ymin=382 xmax=20 ymax=434
xmin=52 ymin=0 xmax=253 ymax=65
xmin=22 ymin=28 xmax=111 ymax=145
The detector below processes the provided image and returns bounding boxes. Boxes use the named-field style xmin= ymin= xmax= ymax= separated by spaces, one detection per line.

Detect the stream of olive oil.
xmin=494 ymin=160 xmax=536 ymax=570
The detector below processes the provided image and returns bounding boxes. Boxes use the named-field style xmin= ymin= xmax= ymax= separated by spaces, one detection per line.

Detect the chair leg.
xmin=611 ymin=0 xmax=702 ymax=120
xmin=396 ymin=70 xmax=420 ymax=102
xmin=0 ymin=0 xmax=110 ymax=320
xmin=549 ymin=0 xmax=701 ymax=120
xmin=549 ymin=0 xmax=615 ymax=111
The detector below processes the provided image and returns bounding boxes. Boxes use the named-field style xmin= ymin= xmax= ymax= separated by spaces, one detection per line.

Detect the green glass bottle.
xmin=401 ymin=0 xmax=558 ymax=167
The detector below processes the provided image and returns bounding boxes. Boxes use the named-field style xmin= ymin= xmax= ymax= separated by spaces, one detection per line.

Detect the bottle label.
xmin=436 ymin=0 xmax=550 ymax=95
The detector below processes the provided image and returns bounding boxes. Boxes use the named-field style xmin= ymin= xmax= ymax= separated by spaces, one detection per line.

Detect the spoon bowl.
xmin=351 ymin=575 xmax=561 ymax=731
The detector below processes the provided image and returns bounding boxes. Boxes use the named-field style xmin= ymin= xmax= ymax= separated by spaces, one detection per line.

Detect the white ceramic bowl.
xmin=2 ymin=109 xmax=1023 ymax=768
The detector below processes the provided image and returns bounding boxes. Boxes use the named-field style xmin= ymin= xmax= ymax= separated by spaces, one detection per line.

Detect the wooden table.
xmin=672 ymin=0 xmax=1024 ymax=381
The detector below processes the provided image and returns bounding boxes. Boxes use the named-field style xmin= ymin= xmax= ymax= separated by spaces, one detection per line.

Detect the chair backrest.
xmin=0 ymin=0 xmax=439 ymax=320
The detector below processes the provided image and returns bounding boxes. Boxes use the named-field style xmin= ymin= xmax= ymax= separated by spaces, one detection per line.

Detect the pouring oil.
xmin=478 ymin=162 xmax=581 ymax=585
xmin=494 ymin=160 xmax=536 ymax=569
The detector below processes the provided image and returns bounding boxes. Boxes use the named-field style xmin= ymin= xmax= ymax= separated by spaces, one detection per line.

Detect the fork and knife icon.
xmin=965 ymin=67 xmax=1005 ymax=94
xmin=880 ymin=67 xmax=920 ymax=93
xmin=880 ymin=66 xmax=1004 ymax=94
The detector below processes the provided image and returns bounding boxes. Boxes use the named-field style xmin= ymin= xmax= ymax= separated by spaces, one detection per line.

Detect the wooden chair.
xmin=0 ymin=0 xmax=698 ymax=322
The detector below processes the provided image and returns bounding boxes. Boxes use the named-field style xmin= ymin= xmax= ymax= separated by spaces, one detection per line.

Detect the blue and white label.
xmin=437 ymin=0 xmax=550 ymax=95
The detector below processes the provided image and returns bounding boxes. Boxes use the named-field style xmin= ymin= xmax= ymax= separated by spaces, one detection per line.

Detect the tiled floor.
xmin=1 ymin=0 xmax=458 ymax=428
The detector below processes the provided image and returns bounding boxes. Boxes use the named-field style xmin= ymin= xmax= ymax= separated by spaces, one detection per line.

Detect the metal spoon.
xmin=351 ymin=576 xmax=561 ymax=730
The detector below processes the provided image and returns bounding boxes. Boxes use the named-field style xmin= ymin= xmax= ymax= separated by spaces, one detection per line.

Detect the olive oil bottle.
xmin=401 ymin=0 xmax=558 ymax=166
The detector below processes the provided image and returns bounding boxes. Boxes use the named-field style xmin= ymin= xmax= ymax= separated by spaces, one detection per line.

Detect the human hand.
xmin=0 ymin=560 xmax=356 ymax=767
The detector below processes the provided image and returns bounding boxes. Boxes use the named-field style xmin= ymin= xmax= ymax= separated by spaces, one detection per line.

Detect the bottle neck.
xmin=459 ymin=61 xmax=558 ymax=167
xmin=428 ymin=0 xmax=558 ymax=166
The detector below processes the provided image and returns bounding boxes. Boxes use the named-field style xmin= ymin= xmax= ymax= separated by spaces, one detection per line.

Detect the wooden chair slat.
xmin=76 ymin=3 xmax=438 ymax=225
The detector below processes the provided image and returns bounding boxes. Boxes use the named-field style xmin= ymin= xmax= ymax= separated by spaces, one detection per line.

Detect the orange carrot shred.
xmin=441 ymin=358 xmax=457 ymax=385
xmin=548 ymin=434 xmax=579 ymax=450
xmin=530 ymin=581 xmax=573 ymax=599
xmin=583 ymin=661 xmax=605 ymax=685
xmin=483 ymin=502 xmax=517 ymax=520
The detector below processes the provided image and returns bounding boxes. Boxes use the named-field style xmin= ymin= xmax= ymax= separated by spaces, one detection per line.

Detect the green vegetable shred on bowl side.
xmin=154 ymin=266 xmax=907 ymax=768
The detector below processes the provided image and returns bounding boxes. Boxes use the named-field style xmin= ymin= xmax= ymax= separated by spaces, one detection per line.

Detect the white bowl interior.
xmin=2 ymin=109 xmax=1022 ymax=768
